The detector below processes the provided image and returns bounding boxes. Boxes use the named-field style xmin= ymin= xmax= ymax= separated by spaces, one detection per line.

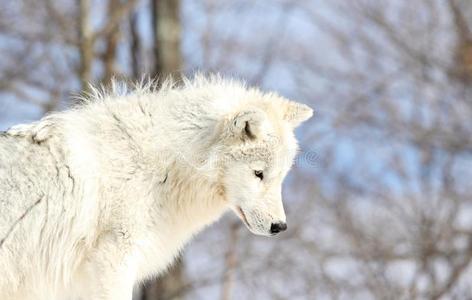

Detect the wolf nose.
xmin=270 ymin=222 xmax=287 ymax=234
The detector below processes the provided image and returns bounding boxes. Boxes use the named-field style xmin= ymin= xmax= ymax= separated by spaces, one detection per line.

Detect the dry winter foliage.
xmin=1 ymin=0 xmax=472 ymax=299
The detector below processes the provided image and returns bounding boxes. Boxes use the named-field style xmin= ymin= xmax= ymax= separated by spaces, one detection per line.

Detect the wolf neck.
xmin=136 ymin=157 xmax=228 ymax=278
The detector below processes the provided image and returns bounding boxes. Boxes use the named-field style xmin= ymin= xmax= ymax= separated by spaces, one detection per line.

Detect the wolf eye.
xmin=254 ymin=170 xmax=264 ymax=180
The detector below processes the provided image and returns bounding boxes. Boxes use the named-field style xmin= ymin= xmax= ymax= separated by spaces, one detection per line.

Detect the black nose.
xmin=270 ymin=222 xmax=287 ymax=234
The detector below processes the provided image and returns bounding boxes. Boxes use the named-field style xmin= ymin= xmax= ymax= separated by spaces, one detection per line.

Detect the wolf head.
xmin=219 ymin=94 xmax=313 ymax=236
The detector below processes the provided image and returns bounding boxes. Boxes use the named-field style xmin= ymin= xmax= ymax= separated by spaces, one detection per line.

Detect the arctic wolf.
xmin=0 ymin=75 xmax=312 ymax=299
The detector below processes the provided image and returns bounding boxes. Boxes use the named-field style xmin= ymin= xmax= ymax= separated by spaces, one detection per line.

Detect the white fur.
xmin=0 ymin=75 xmax=312 ymax=300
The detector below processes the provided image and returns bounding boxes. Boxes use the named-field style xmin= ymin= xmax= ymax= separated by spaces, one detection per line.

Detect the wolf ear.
xmin=227 ymin=109 xmax=266 ymax=141
xmin=281 ymin=101 xmax=313 ymax=127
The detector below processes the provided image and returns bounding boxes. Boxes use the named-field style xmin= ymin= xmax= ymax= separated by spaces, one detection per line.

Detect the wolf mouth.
xmin=236 ymin=206 xmax=251 ymax=229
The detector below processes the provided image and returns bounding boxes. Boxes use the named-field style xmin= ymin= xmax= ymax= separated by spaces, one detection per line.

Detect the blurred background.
xmin=1 ymin=0 xmax=472 ymax=299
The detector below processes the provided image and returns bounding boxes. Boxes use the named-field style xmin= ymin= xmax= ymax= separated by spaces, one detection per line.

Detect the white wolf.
xmin=0 ymin=75 xmax=312 ymax=300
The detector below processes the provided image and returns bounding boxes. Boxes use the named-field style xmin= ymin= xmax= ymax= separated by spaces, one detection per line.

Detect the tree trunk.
xmin=129 ymin=10 xmax=141 ymax=80
xmin=78 ymin=0 xmax=93 ymax=90
xmin=151 ymin=0 xmax=182 ymax=78
xmin=220 ymin=223 xmax=240 ymax=300
xmin=102 ymin=0 xmax=121 ymax=84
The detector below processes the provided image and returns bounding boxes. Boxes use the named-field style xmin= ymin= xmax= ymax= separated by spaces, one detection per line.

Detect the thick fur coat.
xmin=0 ymin=75 xmax=312 ymax=299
